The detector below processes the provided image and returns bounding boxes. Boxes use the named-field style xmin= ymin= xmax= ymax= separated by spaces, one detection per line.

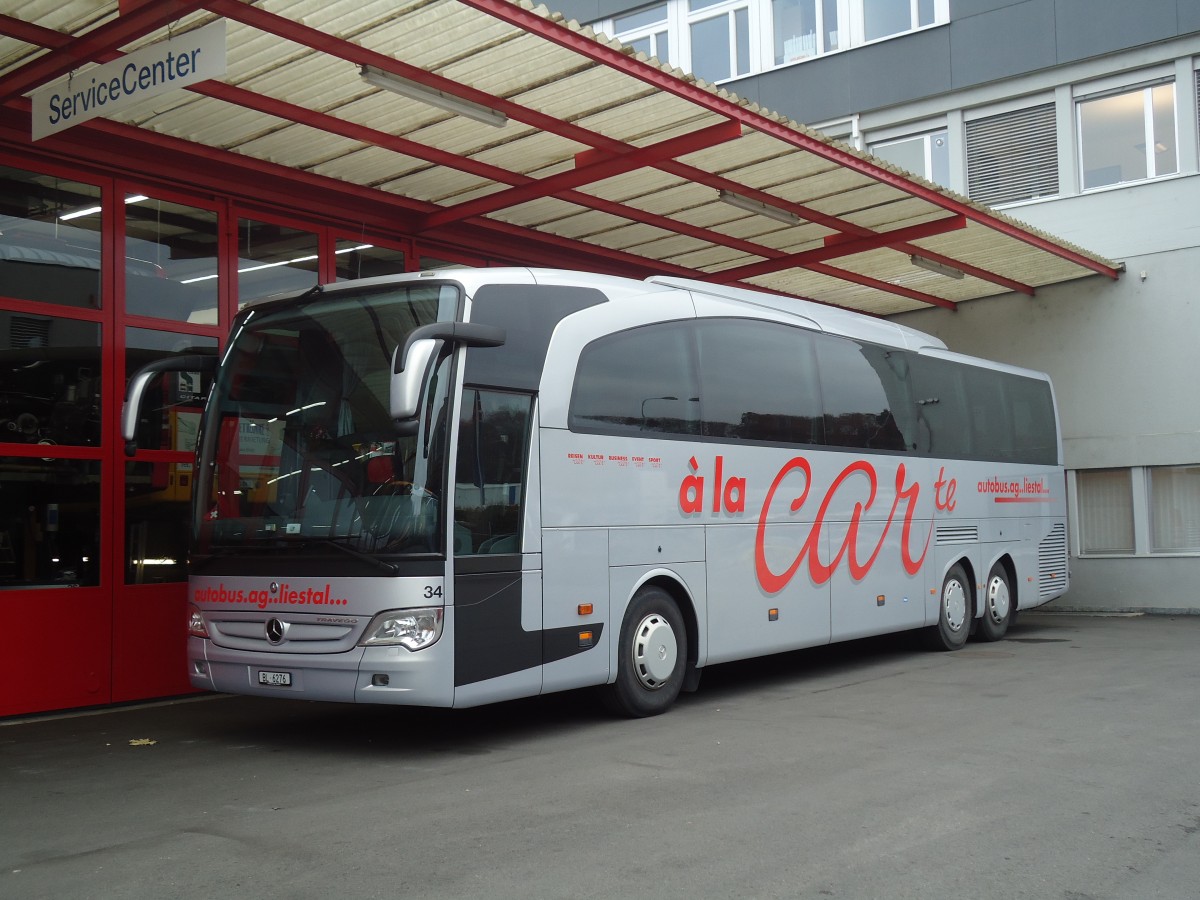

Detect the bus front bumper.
xmin=188 ymin=636 xmax=455 ymax=706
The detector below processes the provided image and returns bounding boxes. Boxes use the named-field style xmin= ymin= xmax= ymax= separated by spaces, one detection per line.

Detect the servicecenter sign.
xmin=31 ymin=20 xmax=226 ymax=141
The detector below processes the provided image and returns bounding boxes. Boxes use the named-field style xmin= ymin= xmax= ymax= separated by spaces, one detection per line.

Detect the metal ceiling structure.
xmin=0 ymin=0 xmax=1121 ymax=315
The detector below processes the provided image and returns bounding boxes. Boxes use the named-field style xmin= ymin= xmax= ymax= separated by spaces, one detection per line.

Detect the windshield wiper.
xmin=300 ymin=539 xmax=399 ymax=575
xmin=193 ymin=539 xmax=398 ymax=575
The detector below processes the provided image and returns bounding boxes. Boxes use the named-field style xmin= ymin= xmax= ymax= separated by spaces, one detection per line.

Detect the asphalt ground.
xmin=2 ymin=612 xmax=1199 ymax=900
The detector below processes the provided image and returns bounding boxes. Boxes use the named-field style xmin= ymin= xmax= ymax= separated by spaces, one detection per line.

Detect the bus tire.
xmin=602 ymin=587 xmax=686 ymax=718
xmin=925 ymin=563 xmax=972 ymax=652
xmin=977 ymin=562 xmax=1013 ymax=642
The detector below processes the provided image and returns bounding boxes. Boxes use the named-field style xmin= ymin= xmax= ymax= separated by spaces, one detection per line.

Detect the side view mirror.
xmin=390 ymin=322 xmax=505 ymax=426
xmin=390 ymin=338 xmax=441 ymax=422
xmin=122 ymin=355 xmax=217 ymax=456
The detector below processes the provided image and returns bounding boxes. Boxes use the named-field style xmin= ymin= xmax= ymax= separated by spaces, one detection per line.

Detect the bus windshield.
xmin=193 ymin=283 xmax=459 ymax=561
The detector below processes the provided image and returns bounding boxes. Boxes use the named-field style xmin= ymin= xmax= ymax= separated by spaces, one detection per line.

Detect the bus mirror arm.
xmin=390 ymin=323 xmax=506 ymax=424
xmin=393 ymin=323 xmax=506 ymax=374
xmin=121 ymin=355 xmax=218 ymax=457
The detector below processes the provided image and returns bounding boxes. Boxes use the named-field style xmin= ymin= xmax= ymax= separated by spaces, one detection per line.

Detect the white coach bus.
xmin=124 ymin=268 xmax=1069 ymax=716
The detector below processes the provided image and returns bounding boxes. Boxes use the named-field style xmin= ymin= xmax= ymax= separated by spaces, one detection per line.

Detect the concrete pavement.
xmin=2 ymin=612 xmax=1199 ymax=900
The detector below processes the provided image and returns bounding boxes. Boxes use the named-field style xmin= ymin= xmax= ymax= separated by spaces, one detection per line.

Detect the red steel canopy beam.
xmin=208 ymin=0 xmax=1041 ymax=299
xmin=459 ymin=0 xmax=1121 ymax=281
xmin=0 ymin=99 xmax=708 ymax=284
xmin=419 ymin=119 xmax=743 ymax=230
xmin=202 ymin=0 xmax=988 ymax=306
xmin=803 ymin=263 xmax=958 ymax=310
xmin=0 ymin=27 xmax=799 ymax=279
xmin=712 ymin=215 xmax=967 ymax=282
xmin=0 ymin=4 xmax=1027 ymax=308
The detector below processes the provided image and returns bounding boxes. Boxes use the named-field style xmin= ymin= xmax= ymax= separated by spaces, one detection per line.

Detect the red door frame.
xmin=0 ymin=147 xmax=550 ymax=717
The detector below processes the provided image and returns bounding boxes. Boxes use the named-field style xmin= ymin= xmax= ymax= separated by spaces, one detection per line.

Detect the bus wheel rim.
xmin=988 ymin=575 xmax=1010 ymax=623
xmin=633 ymin=614 xmax=678 ymax=689
xmin=944 ymin=580 xmax=967 ymax=632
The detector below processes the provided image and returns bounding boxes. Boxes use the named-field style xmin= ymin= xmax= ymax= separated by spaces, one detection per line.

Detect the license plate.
xmin=257 ymin=670 xmax=292 ymax=687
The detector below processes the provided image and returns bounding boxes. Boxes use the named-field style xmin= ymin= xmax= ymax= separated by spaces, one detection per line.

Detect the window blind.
xmin=966 ymin=103 xmax=1058 ymax=205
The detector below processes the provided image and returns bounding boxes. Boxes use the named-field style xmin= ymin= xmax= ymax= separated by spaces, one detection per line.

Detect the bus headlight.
xmin=187 ymin=603 xmax=209 ymax=639
xmin=360 ymin=608 xmax=444 ymax=651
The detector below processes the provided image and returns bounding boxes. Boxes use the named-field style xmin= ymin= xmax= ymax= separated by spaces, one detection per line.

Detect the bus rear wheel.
xmin=602 ymin=586 xmax=686 ymax=718
xmin=977 ymin=563 xmax=1013 ymax=642
xmin=925 ymin=563 xmax=972 ymax=651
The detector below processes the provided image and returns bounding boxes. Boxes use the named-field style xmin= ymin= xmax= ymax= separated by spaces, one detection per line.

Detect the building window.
xmin=334 ymin=241 xmax=407 ymax=281
xmin=772 ymin=0 xmax=839 ymax=63
xmin=0 ymin=458 xmax=101 ymax=588
xmin=0 ymin=166 xmax=103 ymax=310
xmin=1148 ymin=466 xmax=1200 ymax=553
xmin=966 ymin=103 xmax=1058 ymax=205
xmin=614 ymin=3 xmax=672 ymax=62
xmin=124 ymin=195 xmax=220 ymax=324
xmin=236 ymin=218 xmax=319 ymax=307
xmin=1076 ymin=468 xmax=1134 ymax=555
xmin=862 ymin=0 xmax=935 ymax=42
xmin=594 ymin=0 xmax=947 ymax=79
xmin=1077 ymin=81 xmax=1177 ymax=190
xmin=870 ymin=128 xmax=949 ymax=187
xmin=687 ymin=0 xmax=752 ymax=83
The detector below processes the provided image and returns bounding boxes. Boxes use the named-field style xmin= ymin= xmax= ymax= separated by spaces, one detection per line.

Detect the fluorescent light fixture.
xmin=360 ymin=65 xmax=507 ymax=128
xmin=910 ymin=254 xmax=965 ymax=279
xmin=717 ymin=190 xmax=800 ymax=225
xmin=58 ymin=205 xmax=101 ymax=221
xmin=58 ymin=194 xmax=150 ymax=221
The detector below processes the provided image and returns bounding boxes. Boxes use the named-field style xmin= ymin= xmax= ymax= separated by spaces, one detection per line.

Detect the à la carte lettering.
xmin=678 ymin=455 xmax=957 ymax=594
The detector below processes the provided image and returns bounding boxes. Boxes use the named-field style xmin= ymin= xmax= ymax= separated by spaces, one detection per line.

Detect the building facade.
xmin=558 ymin=0 xmax=1200 ymax=613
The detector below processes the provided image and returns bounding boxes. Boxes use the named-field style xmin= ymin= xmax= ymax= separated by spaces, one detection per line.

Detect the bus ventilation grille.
xmin=1037 ymin=523 xmax=1068 ymax=598
xmin=936 ymin=525 xmax=979 ymax=545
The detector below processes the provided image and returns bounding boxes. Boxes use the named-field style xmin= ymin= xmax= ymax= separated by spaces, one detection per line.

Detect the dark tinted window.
xmin=569 ymin=322 xmax=699 ymax=435
xmin=1004 ymin=373 xmax=1058 ymax=464
xmin=962 ymin=363 xmax=1011 ymax=459
xmin=0 ymin=313 xmax=101 ymax=447
xmin=568 ymin=319 xmax=1058 ymax=465
xmin=695 ymin=319 xmax=823 ymax=444
xmin=910 ymin=355 xmax=1057 ymax=464
xmin=909 ymin=355 xmax=970 ymax=457
xmin=464 ymin=285 xmax=607 ymax=391
xmin=454 ymin=390 xmax=532 ymax=555
xmin=815 ymin=335 xmax=911 ymax=451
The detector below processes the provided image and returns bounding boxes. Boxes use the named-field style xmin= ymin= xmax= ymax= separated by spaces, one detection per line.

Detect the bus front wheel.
xmin=925 ymin=563 xmax=972 ymax=651
xmin=603 ymin=587 xmax=686 ymax=717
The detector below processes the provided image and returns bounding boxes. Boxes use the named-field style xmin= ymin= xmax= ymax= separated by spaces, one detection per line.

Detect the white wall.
xmin=891 ymin=174 xmax=1200 ymax=612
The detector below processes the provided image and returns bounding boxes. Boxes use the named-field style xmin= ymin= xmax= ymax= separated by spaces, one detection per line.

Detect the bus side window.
xmin=568 ymin=322 xmax=699 ymax=436
xmin=1005 ymin=375 xmax=1058 ymax=465
xmin=814 ymin=334 xmax=911 ymax=452
xmin=961 ymin=363 xmax=1012 ymax=460
xmin=909 ymin=356 xmax=970 ymax=458
xmin=454 ymin=389 xmax=533 ymax=555
xmin=694 ymin=319 xmax=823 ymax=445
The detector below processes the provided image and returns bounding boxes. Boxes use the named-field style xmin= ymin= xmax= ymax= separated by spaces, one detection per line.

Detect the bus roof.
xmin=276 ymin=266 xmax=949 ymax=353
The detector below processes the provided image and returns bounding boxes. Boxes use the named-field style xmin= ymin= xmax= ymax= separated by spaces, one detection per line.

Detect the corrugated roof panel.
xmin=314 ymin=145 xmax=433 ymax=185
xmin=0 ymin=0 xmax=1119 ymax=315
